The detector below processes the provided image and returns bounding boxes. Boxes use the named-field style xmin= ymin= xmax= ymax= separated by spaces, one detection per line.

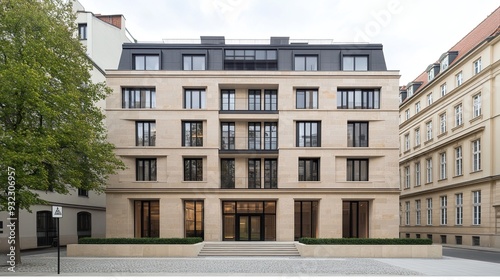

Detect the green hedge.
xmin=299 ymin=238 xmax=432 ymax=245
xmin=78 ymin=237 xmax=203 ymax=244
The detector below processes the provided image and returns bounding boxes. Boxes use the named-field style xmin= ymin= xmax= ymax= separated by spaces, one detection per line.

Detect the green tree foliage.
xmin=0 ymin=0 xmax=124 ymax=262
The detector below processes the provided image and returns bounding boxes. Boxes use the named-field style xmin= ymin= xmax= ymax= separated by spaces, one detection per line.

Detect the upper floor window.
xmin=404 ymin=166 xmax=410 ymax=189
xmin=455 ymin=146 xmax=463 ymax=176
xmin=134 ymin=55 xmax=160 ymax=70
xmin=440 ymin=83 xmax=447 ymax=97
xmin=296 ymin=121 xmax=320 ymax=147
xmin=295 ymin=55 xmax=318 ymax=71
xmin=248 ymin=90 xmax=261 ymax=110
xmin=298 ymin=158 xmax=319 ymax=181
xmin=454 ymin=104 xmax=463 ymax=127
xmin=439 ymin=113 xmax=446 ymax=134
xmin=347 ymin=122 xmax=368 ymax=147
xmin=427 ymin=93 xmax=433 ymax=106
xmin=426 ymin=121 xmax=433 ymax=141
xmin=343 ymin=55 xmax=368 ymax=71
xmin=182 ymin=121 xmax=203 ymax=147
xmin=426 ymin=158 xmax=433 ymax=183
xmin=136 ymin=158 xmax=157 ymax=181
xmin=184 ymin=89 xmax=206 ymax=109
xmin=220 ymin=159 xmax=235 ymax=188
xmin=415 ymin=127 xmax=421 ymax=146
xmin=405 ymin=109 xmax=410 ymax=121
xmin=78 ymin=189 xmax=88 ymax=197
xmin=337 ymin=89 xmax=380 ymax=109
xmin=456 ymin=72 xmax=463 ymax=86
xmin=347 ymin=159 xmax=368 ymax=181
xmin=428 ymin=69 xmax=434 ymax=81
xmin=439 ymin=152 xmax=447 ymax=180
xmin=264 ymin=90 xmax=278 ymax=111
xmin=136 ymin=121 xmax=156 ymax=146
xmin=224 ymin=49 xmax=277 ymax=70
xmin=296 ymin=89 xmax=318 ymax=109
xmin=78 ymin=24 xmax=87 ymax=40
xmin=415 ymin=162 xmax=421 ymax=186
xmin=122 ymin=88 xmax=156 ymax=108
xmin=473 ymin=58 xmax=482 ymax=74
xmin=473 ymin=94 xmax=481 ymax=118
xmin=440 ymin=56 xmax=449 ymax=71
xmin=472 ymin=139 xmax=481 ymax=172
xmin=221 ymin=122 xmax=235 ymax=150
xmin=415 ymin=102 xmax=421 ymax=114
xmin=183 ymin=55 xmax=206 ymax=70
xmin=472 ymin=190 xmax=481 ymax=225
xmin=404 ymin=133 xmax=410 ymax=151
xmin=184 ymin=158 xmax=203 ymax=181
xmin=221 ymin=90 xmax=235 ymax=110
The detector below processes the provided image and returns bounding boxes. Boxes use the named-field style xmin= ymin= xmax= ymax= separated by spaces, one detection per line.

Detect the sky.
xmin=77 ymin=0 xmax=499 ymax=85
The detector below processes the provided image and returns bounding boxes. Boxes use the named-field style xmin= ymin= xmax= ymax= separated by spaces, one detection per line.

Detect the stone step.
xmin=198 ymin=242 xmax=300 ymax=257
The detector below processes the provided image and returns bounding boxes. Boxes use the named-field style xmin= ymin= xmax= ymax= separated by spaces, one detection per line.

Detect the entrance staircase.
xmin=198 ymin=242 xmax=300 ymax=257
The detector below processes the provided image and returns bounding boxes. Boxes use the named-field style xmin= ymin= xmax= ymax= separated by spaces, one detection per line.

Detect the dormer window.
xmin=407 ymin=86 xmax=413 ymax=97
xmin=343 ymin=55 xmax=368 ymax=71
xmin=426 ymin=63 xmax=439 ymax=82
xmin=440 ymin=56 xmax=449 ymax=71
xmin=428 ymin=70 xmax=434 ymax=81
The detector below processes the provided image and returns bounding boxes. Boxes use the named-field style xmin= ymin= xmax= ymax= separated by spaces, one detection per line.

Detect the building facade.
xmin=105 ymin=37 xmax=400 ymax=241
xmin=399 ymin=7 xmax=500 ymax=248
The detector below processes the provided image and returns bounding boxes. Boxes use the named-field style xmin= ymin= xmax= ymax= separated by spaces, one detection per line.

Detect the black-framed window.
xmin=78 ymin=188 xmax=88 ymax=197
xmin=136 ymin=158 xmax=157 ymax=181
xmin=184 ymin=89 xmax=206 ymax=109
xmin=264 ymin=122 xmax=278 ymax=150
xmin=337 ymin=89 xmax=380 ymax=109
xmin=221 ymin=122 xmax=235 ymax=150
xmin=296 ymin=121 xmax=320 ymax=147
xmin=182 ymin=121 xmax=203 ymax=147
xmin=221 ymin=159 xmax=235 ymax=189
xmin=347 ymin=122 xmax=368 ymax=147
xmin=134 ymin=54 xmax=160 ymax=70
xmin=299 ymin=158 xmax=319 ymax=181
xmin=294 ymin=201 xmax=318 ymax=240
xmin=184 ymin=158 xmax=203 ymax=181
xmin=221 ymin=89 xmax=235 ymax=110
xmin=264 ymin=90 xmax=278 ymax=111
xmin=296 ymin=89 xmax=318 ymax=109
xmin=347 ymin=159 xmax=368 ymax=181
xmin=295 ymin=55 xmax=318 ymax=71
xmin=264 ymin=159 xmax=278 ymax=188
xmin=134 ymin=200 xmax=159 ymax=238
xmin=37 ymin=211 xmax=56 ymax=246
xmin=77 ymin=212 xmax=91 ymax=239
xmin=248 ymin=159 xmax=261 ymax=189
xmin=248 ymin=122 xmax=261 ymax=150
xmin=248 ymin=90 xmax=261 ymax=110
xmin=122 ymin=88 xmax=156 ymax=108
xmin=184 ymin=200 xmax=204 ymax=239
xmin=78 ymin=23 xmax=87 ymax=40
xmin=224 ymin=49 xmax=277 ymax=70
xmin=342 ymin=201 xmax=369 ymax=238
xmin=343 ymin=55 xmax=368 ymax=71
xmin=136 ymin=121 xmax=156 ymax=146
xmin=183 ymin=55 xmax=206 ymax=70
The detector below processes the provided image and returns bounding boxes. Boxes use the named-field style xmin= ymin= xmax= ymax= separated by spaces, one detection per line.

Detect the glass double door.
xmin=237 ymin=214 xmax=263 ymax=241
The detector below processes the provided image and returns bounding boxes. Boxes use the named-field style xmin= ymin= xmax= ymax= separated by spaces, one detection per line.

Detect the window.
xmin=248 ymin=123 xmax=261 ymax=150
xmin=472 ymin=236 xmax=480 ymax=246
xmin=405 ymin=109 xmax=410 ymax=120
xmin=264 ymin=159 xmax=278 ymax=188
xmin=295 ymin=55 xmax=318 ymax=71
xmin=36 ymin=211 xmax=56 ymax=246
xmin=441 ymin=56 xmax=449 ymax=71
xmin=456 ymin=236 xmax=463 ymax=245
xmin=78 ymin=24 xmax=87 ymax=40
xmin=224 ymin=49 xmax=277 ymax=70
xmin=404 ymin=166 xmax=410 ymax=189
xmin=472 ymin=139 xmax=481 ymax=172
xmin=473 ymin=58 xmax=481 ymax=74
xmin=220 ymin=159 xmax=235 ymax=188
xmin=342 ymin=201 xmax=369 ymax=238
xmin=428 ymin=70 xmax=434 ymax=81
xmin=184 ymin=158 xmax=203 ymax=181
xmin=347 ymin=122 xmax=368 ymax=147
xmin=439 ymin=152 xmax=447 ymax=180
xmin=456 ymin=72 xmax=463 ymax=86
xmin=77 ymin=212 xmax=91 ymax=239
xmin=248 ymin=159 xmax=261 ymax=189
xmin=184 ymin=201 xmax=204 ymax=238
xmin=136 ymin=121 xmax=156 ymax=146
xmin=136 ymin=159 xmax=157 ymax=181
xmin=343 ymin=55 xmax=368 ymax=71
xmin=248 ymin=90 xmax=261 ymax=110
xmin=439 ymin=113 xmax=447 ymax=134
xmin=134 ymin=200 xmax=159 ymax=237
xmin=298 ymin=158 xmax=319 ymax=181
xmin=455 ymin=146 xmax=463 ymax=176
xmin=78 ymin=188 xmax=88 ymax=197
xmin=264 ymin=122 xmax=278 ymax=150
xmin=297 ymin=121 xmax=320 ymax=147
xmin=473 ymin=94 xmax=481 ymax=118
xmin=404 ymin=201 xmax=410 ymax=225
xmin=440 ymin=196 xmax=447 ymax=225
xmin=122 ymin=88 xmax=156 ymax=108
xmin=182 ymin=121 xmax=203 ymax=147
xmin=221 ymin=90 xmax=235 ymax=110
xmin=222 ymin=201 xmax=276 ymax=241
xmin=440 ymin=83 xmax=447 ymax=97
xmin=426 ymin=121 xmax=433 ymax=141
xmin=294 ymin=201 xmax=319 ymax=240
xmin=454 ymin=104 xmax=463 ymax=126
xmin=404 ymin=134 xmax=410 ymax=151
xmin=337 ymin=89 xmax=380 ymax=109
xmin=264 ymin=90 xmax=277 ymax=111
xmin=427 ymin=93 xmax=433 ymax=106
xmin=415 ymin=162 xmax=421 ymax=186
xmin=473 ymin=191 xmax=481 ymax=225
xmin=426 ymin=158 xmax=433 ymax=183
xmin=426 ymin=198 xmax=433 ymax=225
xmin=415 ymin=200 xmax=421 ymax=225
xmin=415 ymin=128 xmax=421 ymax=146
xmin=296 ymin=89 xmax=318 ymax=109
xmin=221 ymin=122 xmax=235 ymax=150
xmin=347 ymin=159 xmax=369 ymax=181
xmin=134 ymin=55 xmax=160 ymax=70
xmin=415 ymin=102 xmax=421 ymax=113
xmin=455 ymin=193 xmax=463 ymax=225
xmin=184 ymin=89 xmax=206 ymax=109
xmin=183 ymin=55 xmax=205 ymax=70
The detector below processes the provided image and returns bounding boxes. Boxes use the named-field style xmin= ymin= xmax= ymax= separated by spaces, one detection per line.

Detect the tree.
xmin=0 ymin=0 xmax=124 ymax=264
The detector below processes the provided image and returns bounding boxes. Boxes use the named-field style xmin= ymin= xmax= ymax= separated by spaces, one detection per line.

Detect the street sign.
xmin=52 ymin=206 xmax=63 ymax=218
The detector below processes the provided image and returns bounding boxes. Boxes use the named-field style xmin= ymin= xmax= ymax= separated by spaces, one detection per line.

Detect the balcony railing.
xmin=219 ymin=96 xmax=278 ymax=113
xmin=220 ymin=136 xmax=278 ymax=153
xmin=220 ymin=176 xmax=278 ymax=189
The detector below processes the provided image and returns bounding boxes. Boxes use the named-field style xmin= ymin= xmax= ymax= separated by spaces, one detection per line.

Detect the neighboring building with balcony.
xmin=105 ymin=36 xmax=400 ymax=241
xmin=399 ymin=7 xmax=500 ymax=248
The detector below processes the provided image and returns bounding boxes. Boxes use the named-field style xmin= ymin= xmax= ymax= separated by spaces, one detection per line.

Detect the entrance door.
xmin=237 ymin=215 xmax=262 ymax=241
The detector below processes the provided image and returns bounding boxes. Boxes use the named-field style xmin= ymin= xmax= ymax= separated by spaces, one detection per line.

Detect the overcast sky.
xmin=78 ymin=0 xmax=499 ymax=85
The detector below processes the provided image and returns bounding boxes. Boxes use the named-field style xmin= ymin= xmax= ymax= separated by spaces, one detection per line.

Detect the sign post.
xmin=52 ymin=206 xmax=63 ymax=274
